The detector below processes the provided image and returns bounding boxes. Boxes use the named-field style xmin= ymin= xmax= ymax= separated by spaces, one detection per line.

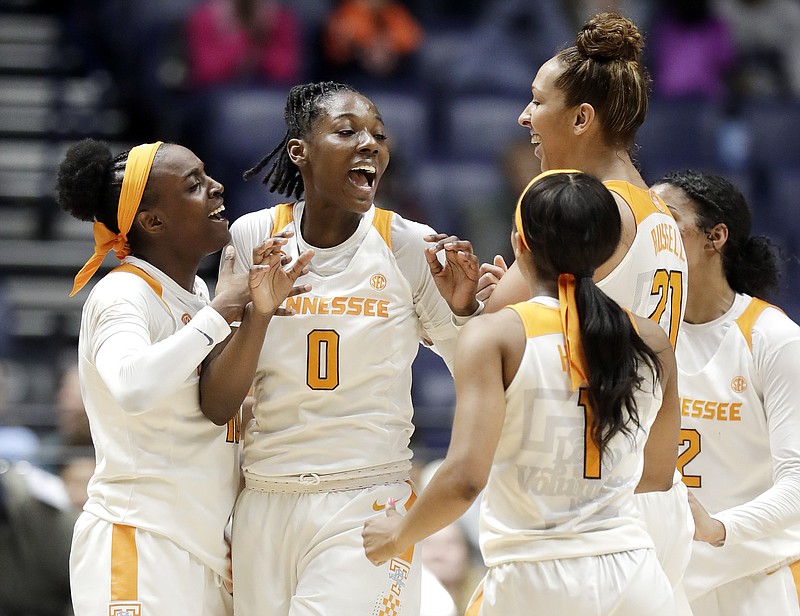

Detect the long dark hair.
xmin=518 ymin=171 xmax=662 ymax=455
xmin=654 ymin=170 xmax=780 ymax=297
xmin=243 ymin=81 xmax=357 ymax=199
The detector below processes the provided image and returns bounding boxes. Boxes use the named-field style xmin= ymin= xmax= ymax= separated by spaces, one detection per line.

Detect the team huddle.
xmin=56 ymin=10 xmax=800 ymax=616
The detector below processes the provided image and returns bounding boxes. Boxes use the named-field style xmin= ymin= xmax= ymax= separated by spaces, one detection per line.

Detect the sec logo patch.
xmin=731 ymin=376 xmax=747 ymax=394
xmin=370 ymin=274 xmax=387 ymax=291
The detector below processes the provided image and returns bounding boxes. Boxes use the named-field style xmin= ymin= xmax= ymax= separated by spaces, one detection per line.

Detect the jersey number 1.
xmin=579 ymin=388 xmax=601 ymax=479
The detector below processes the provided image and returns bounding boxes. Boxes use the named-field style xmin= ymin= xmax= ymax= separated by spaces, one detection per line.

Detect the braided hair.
xmin=243 ymin=81 xmax=358 ymax=199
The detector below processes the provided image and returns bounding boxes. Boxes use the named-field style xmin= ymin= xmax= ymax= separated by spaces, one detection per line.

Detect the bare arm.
xmin=363 ymin=311 xmax=523 ymax=564
xmin=482 ymin=260 xmax=530 ymax=313
xmin=636 ymin=316 xmax=681 ymax=493
xmin=200 ymin=241 xmax=313 ymax=425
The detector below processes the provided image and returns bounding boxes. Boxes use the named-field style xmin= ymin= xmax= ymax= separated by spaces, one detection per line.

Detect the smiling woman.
xmin=56 ymin=138 xmax=310 ymax=616
xmin=213 ymin=81 xmax=481 ymax=616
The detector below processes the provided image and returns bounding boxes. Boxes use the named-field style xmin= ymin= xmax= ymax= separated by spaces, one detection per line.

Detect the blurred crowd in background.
xmin=1 ymin=1 xmax=799 ymax=613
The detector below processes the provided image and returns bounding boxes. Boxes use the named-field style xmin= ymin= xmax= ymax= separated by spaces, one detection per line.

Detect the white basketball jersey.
xmin=599 ymin=181 xmax=688 ymax=349
xmin=79 ymin=257 xmax=241 ymax=578
xmin=479 ymin=297 xmax=661 ymax=567
xmin=678 ymin=294 xmax=800 ymax=597
xmin=231 ymin=203 xmax=453 ymax=477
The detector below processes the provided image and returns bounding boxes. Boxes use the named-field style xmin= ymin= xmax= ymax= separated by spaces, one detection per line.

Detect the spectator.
xmin=714 ymin=0 xmax=800 ymax=98
xmin=321 ymin=0 xmax=423 ymax=83
xmin=648 ymin=0 xmax=736 ymax=103
xmin=422 ymin=522 xmax=486 ymax=614
xmin=447 ymin=0 xmax=572 ymax=93
xmin=0 ymin=361 xmax=40 ymax=465
xmin=186 ymin=0 xmax=304 ymax=89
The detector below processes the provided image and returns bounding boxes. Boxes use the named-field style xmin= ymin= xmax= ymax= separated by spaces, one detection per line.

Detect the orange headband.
xmin=514 ymin=168 xmax=582 ymax=252
xmin=70 ymin=141 xmax=163 ymax=296
xmin=513 ymin=168 xmax=588 ymax=389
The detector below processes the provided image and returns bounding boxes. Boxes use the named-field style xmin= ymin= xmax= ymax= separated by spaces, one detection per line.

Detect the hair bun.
xmin=55 ymin=138 xmax=114 ymax=222
xmin=575 ymin=12 xmax=644 ymax=62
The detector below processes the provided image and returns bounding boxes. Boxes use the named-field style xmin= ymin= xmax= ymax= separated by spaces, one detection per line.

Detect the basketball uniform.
xmin=227 ymin=202 xmax=461 ymax=616
xmin=70 ymin=256 xmax=241 ymax=616
xmin=677 ymin=293 xmax=800 ymax=615
xmin=600 ymin=181 xmax=694 ymax=602
xmin=469 ymin=297 xmax=674 ymax=615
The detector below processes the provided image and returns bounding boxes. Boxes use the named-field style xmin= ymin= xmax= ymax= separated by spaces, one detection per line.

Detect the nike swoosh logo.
xmin=192 ymin=327 xmax=214 ymax=346
xmin=372 ymin=500 xmax=386 ymax=511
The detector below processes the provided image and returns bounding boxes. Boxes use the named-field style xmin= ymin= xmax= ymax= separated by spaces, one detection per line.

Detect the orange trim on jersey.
xmin=604 ymin=180 xmax=670 ymax=225
xmin=268 ymin=203 xmax=393 ymax=251
xmin=465 ymin=582 xmax=484 ymax=616
xmin=735 ymin=298 xmax=780 ymax=352
xmin=790 ymin=560 xmax=800 ymax=605
xmin=112 ymin=264 xmax=163 ymax=299
xmin=508 ymin=302 xmax=562 ymax=338
xmin=372 ymin=208 xmax=393 ymax=250
xmin=268 ymin=203 xmax=295 ymax=237
xmin=110 ymin=524 xmax=138 ymax=601
xmin=399 ymin=480 xmax=417 ymax=563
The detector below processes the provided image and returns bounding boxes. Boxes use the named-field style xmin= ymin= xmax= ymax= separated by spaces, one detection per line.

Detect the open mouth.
xmin=208 ymin=204 xmax=226 ymax=220
xmin=348 ymin=164 xmax=377 ymax=189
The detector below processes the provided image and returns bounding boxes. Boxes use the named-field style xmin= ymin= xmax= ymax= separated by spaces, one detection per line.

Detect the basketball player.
xmin=652 ymin=170 xmax=800 ymax=616
xmin=56 ymin=138 xmax=311 ymax=616
xmin=363 ymin=170 xmax=680 ymax=615
xmin=475 ymin=12 xmax=693 ymax=605
xmin=209 ymin=82 xmax=481 ymax=616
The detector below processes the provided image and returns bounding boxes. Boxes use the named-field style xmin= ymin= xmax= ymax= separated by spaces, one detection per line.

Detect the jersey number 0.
xmin=307 ymin=329 xmax=340 ymax=390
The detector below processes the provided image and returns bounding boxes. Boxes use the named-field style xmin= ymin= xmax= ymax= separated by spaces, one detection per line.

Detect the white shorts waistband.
xmin=243 ymin=463 xmax=409 ymax=494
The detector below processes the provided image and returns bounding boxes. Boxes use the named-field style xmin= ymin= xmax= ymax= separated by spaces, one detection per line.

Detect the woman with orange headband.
xmin=56 ymin=138 xmax=312 ymax=616
xmin=476 ymin=12 xmax=694 ymax=610
xmin=363 ymin=170 xmax=681 ymax=615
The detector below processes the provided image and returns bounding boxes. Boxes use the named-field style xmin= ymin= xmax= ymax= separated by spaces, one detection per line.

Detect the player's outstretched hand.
xmin=249 ymin=235 xmax=314 ymax=317
xmin=211 ymin=245 xmax=253 ymax=324
xmin=477 ymin=255 xmax=508 ymax=302
xmin=424 ymin=234 xmax=480 ymax=317
xmin=362 ymin=498 xmax=404 ymax=566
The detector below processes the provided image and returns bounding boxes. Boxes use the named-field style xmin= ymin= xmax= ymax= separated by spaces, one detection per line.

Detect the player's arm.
xmin=200 ymin=240 xmax=312 ymax=425
xmin=482 ymin=261 xmax=530 ymax=313
xmin=635 ymin=315 xmax=681 ymax=493
xmin=709 ymin=330 xmax=800 ymax=545
xmin=363 ymin=310 xmax=522 ymax=565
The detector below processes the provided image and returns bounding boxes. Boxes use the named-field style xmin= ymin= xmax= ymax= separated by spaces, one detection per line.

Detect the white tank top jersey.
xmin=228 ymin=202 xmax=460 ymax=478
xmin=479 ymin=297 xmax=662 ymax=567
xmin=677 ymin=293 xmax=800 ymax=597
xmin=599 ymin=181 xmax=688 ymax=349
xmin=78 ymin=256 xmax=241 ymax=578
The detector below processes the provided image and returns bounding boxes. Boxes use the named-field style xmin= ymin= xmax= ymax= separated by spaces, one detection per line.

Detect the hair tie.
xmin=558 ymin=272 xmax=589 ymax=390
xmin=70 ymin=141 xmax=163 ymax=296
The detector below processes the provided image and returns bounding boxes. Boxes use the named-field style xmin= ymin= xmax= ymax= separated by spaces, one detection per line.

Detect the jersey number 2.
xmin=648 ymin=269 xmax=684 ymax=348
xmin=307 ymin=329 xmax=340 ymax=390
xmin=677 ymin=428 xmax=701 ymax=488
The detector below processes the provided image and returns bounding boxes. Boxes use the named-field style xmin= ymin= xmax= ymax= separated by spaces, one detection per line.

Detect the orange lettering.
xmin=363 ymin=298 xmax=377 ymax=316
xmin=331 ymin=297 xmax=347 ymax=315
xmin=377 ymin=300 xmax=389 ymax=318
xmin=317 ymin=298 xmax=330 ymax=315
xmin=730 ymin=403 xmax=742 ymax=421
xmin=347 ymin=297 xmax=364 ymax=315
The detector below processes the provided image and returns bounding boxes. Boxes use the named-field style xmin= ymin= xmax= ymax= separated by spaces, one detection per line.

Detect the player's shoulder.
xmin=751 ymin=301 xmax=800 ymax=345
xmin=385 ymin=208 xmax=436 ymax=250
xmin=230 ymin=204 xmax=285 ymax=238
